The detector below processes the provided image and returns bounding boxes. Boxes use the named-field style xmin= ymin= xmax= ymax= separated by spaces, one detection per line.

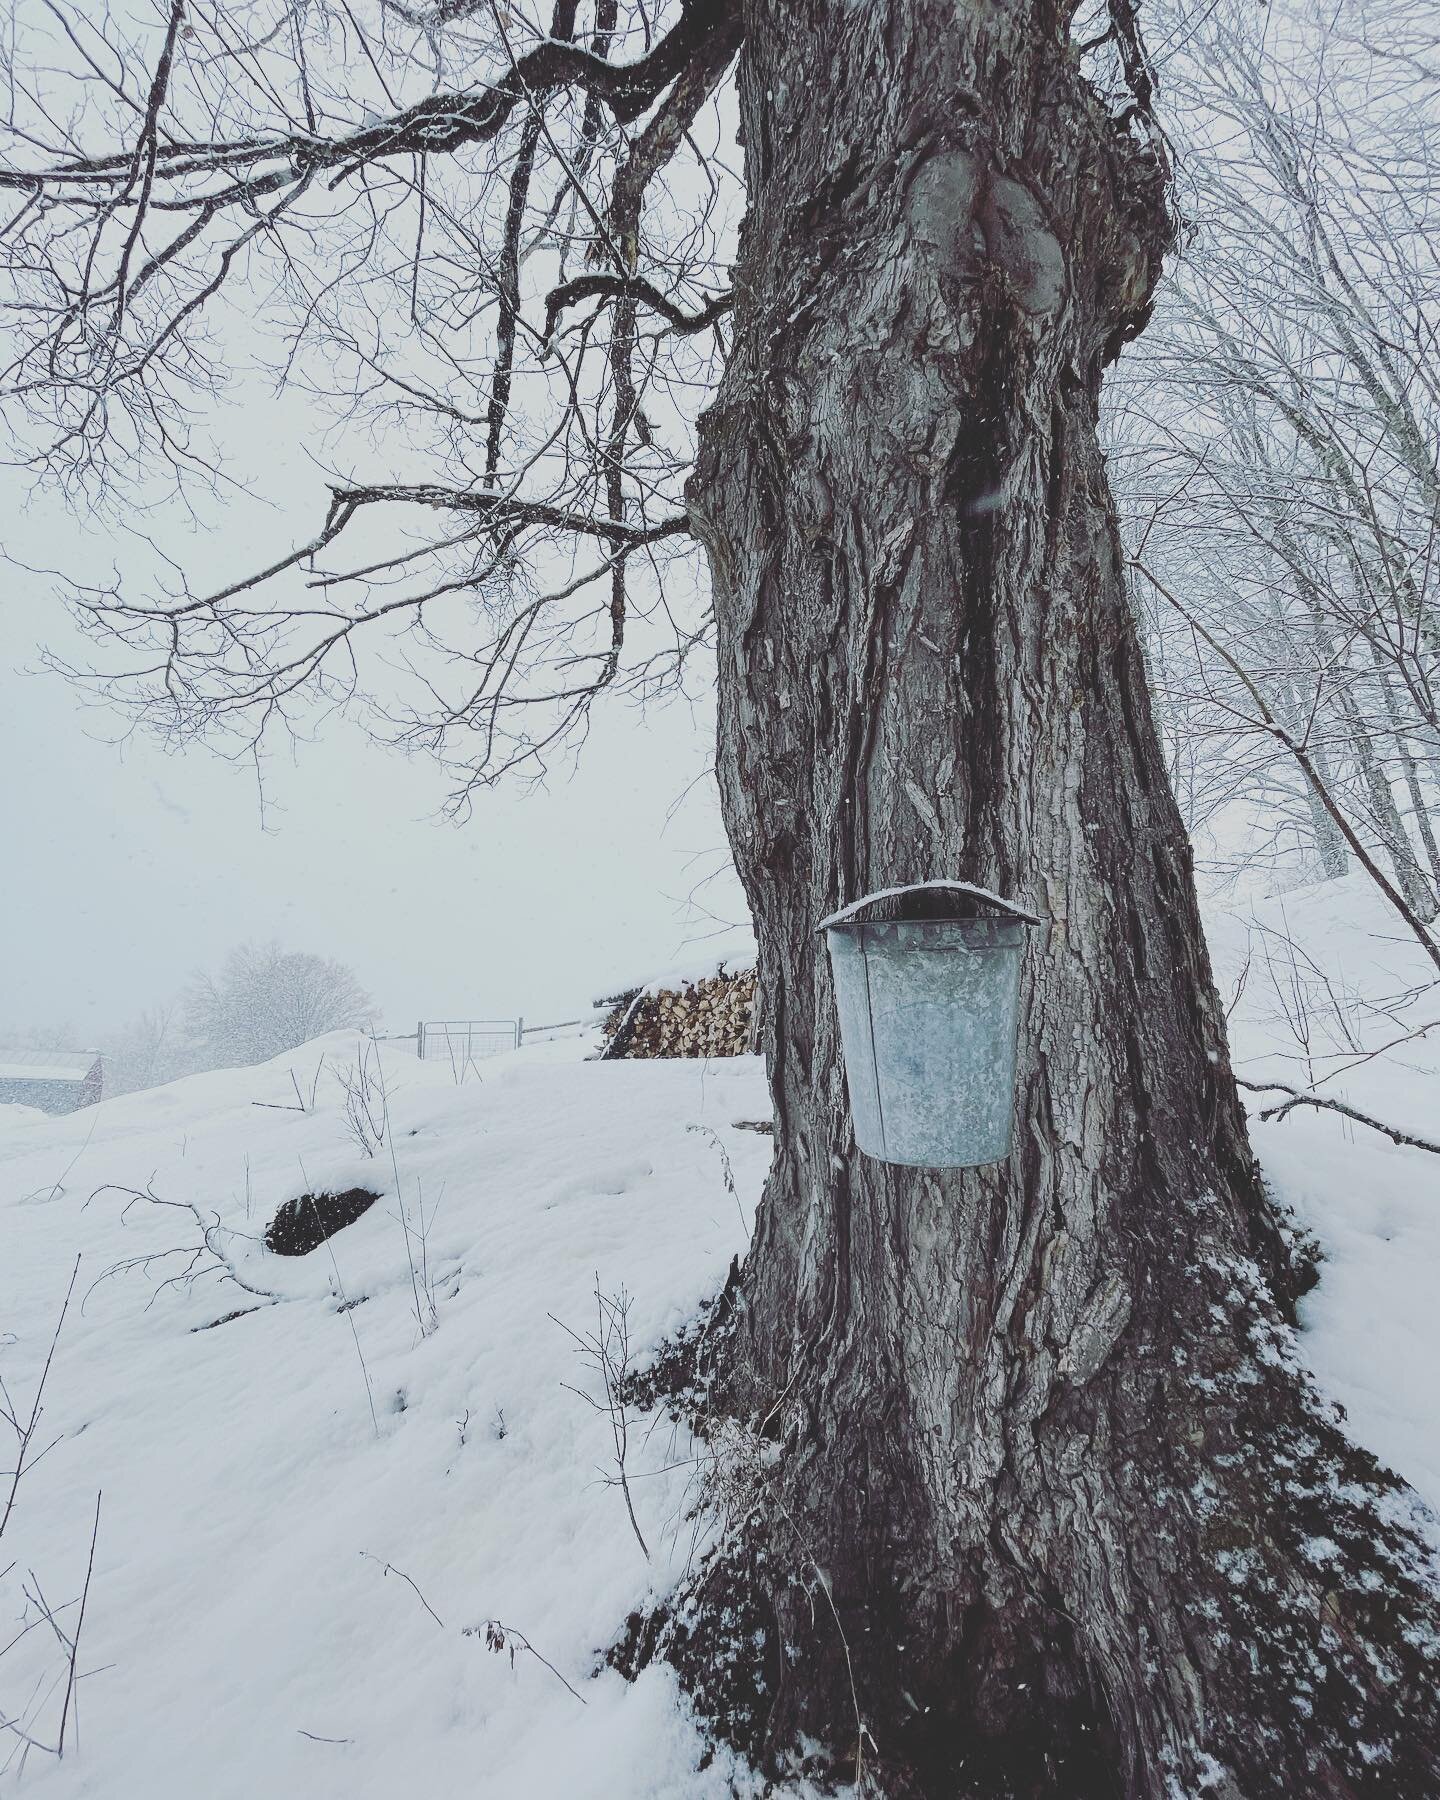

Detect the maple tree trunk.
xmin=671 ymin=3 xmax=1440 ymax=1795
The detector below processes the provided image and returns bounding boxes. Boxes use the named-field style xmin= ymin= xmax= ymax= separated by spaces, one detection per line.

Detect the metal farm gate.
xmin=414 ymin=1015 xmax=596 ymax=1067
xmin=416 ymin=1019 xmax=521 ymax=1067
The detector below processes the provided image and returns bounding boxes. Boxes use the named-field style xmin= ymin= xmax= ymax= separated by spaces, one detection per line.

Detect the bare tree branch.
xmin=1238 ymin=1078 xmax=1440 ymax=1156
xmin=1 ymin=0 xmax=738 ymax=795
xmin=543 ymin=271 xmax=731 ymax=340
xmin=0 ymin=0 xmax=739 ymax=195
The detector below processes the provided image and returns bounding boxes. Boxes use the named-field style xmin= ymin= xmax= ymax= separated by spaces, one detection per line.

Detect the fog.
xmin=2 ymin=534 xmax=741 ymax=1048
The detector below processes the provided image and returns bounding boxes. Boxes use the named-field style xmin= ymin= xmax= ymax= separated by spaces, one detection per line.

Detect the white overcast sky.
xmin=1 ymin=454 xmax=745 ymax=1044
xmin=0 ymin=4 xmax=754 ymax=1051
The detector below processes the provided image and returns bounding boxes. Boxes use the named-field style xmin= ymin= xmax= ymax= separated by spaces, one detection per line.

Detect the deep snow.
xmin=1 ymin=871 xmax=1437 ymax=1796
xmin=1206 ymin=874 xmax=1440 ymax=1516
xmin=1 ymin=1033 xmax=774 ymax=1796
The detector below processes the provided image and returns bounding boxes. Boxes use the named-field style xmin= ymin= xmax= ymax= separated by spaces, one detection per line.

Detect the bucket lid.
xmin=819 ymin=879 xmax=1043 ymax=932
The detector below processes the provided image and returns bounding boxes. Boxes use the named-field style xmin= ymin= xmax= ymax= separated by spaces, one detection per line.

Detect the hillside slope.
xmin=0 ymin=1036 xmax=772 ymax=1797
xmin=2 ymin=880 xmax=1438 ymax=1796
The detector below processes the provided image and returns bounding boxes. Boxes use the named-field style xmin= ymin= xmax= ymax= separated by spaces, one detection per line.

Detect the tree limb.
xmin=1238 ymin=1078 xmax=1440 ymax=1155
xmin=326 ymin=484 xmax=691 ymax=545
xmin=0 ymin=0 xmax=740 ymax=201
xmin=543 ymin=272 xmax=732 ymax=341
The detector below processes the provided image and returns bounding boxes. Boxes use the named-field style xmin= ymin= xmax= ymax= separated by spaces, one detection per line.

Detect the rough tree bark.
xmin=665 ymin=4 xmax=1440 ymax=1796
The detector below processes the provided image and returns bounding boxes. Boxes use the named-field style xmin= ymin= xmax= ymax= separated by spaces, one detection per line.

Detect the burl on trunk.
xmin=663 ymin=3 xmax=1440 ymax=1796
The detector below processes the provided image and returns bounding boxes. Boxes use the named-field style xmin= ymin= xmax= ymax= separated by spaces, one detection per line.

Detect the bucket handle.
xmin=818 ymin=879 xmax=1043 ymax=932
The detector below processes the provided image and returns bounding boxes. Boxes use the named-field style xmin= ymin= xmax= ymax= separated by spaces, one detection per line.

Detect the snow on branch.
xmin=1238 ymin=1079 xmax=1440 ymax=1157
xmin=0 ymin=0 xmax=739 ymax=197
xmin=543 ymin=274 xmax=733 ymax=342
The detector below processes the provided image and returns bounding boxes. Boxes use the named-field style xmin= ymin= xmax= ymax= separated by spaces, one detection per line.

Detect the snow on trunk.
xmin=678 ymin=4 xmax=1440 ymax=1795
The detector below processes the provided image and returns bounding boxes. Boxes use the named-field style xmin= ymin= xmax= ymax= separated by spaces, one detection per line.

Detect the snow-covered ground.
xmin=0 ymin=1033 xmax=773 ymax=1796
xmin=1 ymin=873 xmax=1437 ymax=1796
xmin=1206 ymin=873 xmax=1440 ymax=1515
xmin=0 ymin=1106 xmax=47 ymax=1133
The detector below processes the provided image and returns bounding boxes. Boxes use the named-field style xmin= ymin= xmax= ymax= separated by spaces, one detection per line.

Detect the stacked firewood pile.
xmin=599 ymin=965 xmax=757 ymax=1059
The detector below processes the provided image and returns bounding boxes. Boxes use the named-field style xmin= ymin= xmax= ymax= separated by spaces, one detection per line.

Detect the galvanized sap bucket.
xmin=822 ymin=880 xmax=1041 ymax=1169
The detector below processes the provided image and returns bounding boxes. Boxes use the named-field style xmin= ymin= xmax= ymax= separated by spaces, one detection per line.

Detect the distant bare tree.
xmin=101 ymin=1002 xmax=185 ymax=1096
xmin=1111 ymin=0 xmax=1440 ymax=932
xmin=0 ymin=1022 xmax=81 ymax=1053
xmin=184 ymin=942 xmax=371 ymax=1067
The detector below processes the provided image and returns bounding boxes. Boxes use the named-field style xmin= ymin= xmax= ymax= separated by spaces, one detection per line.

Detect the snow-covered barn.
xmin=0 ymin=1048 xmax=103 ymax=1115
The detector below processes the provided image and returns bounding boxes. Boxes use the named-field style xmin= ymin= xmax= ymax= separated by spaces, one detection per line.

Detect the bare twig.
xmin=367 ymin=1034 xmax=441 ymax=1339
xmin=253 ymin=1067 xmax=317 ymax=1114
xmin=84 ymin=1183 xmax=280 ymax=1309
xmin=0 ymin=1256 xmax=81 ymax=1545
xmin=21 ymin=1114 xmax=101 ymax=1207
xmin=551 ymin=1280 xmax=650 ymax=1560
xmin=1304 ymin=1015 xmax=1440 ymax=1087
xmin=687 ymin=1124 xmax=750 ymax=1240
xmin=359 ymin=1552 xmax=446 ymax=1629
xmin=333 ymin=1038 xmax=388 ymax=1159
xmin=1238 ymin=1078 xmax=1440 ymax=1154
xmin=464 ymin=1619 xmax=587 ymax=1705
xmin=358 ymin=1554 xmax=588 ymax=1705
xmin=543 ymin=273 xmax=732 ymax=342
xmin=56 ymin=1492 xmax=101 ymax=1758
xmin=296 ymin=1162 xmax=380 ymax=1440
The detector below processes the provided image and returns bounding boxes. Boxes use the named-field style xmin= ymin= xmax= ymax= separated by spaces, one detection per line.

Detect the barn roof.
xmin=0 ymin=1048 xmax=101 ymax=1083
